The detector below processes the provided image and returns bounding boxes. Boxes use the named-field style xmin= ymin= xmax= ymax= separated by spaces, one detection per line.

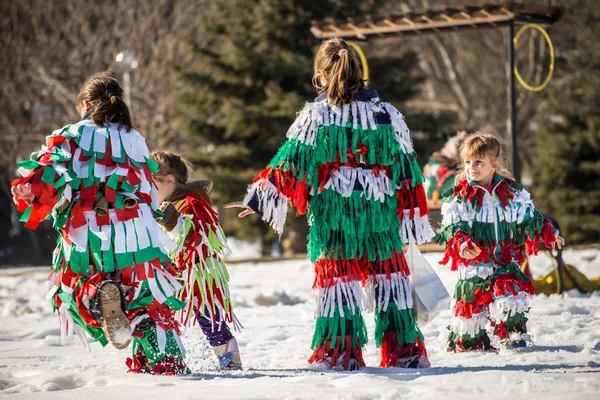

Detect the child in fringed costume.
xmin=226 ymin=38 xmax=434 ymax=370
xmin=437 ymin=133 xmax=565 ymax=351
xmin=10 ymin=73 xmax=188 ymax=375
xmin=151 ymin=152 xmax=242 ymax=370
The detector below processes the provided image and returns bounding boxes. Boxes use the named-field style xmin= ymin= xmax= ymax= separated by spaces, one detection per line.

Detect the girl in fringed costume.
xmin=437 ymin=133 xmax=565 ymax=351
xmin=151 ymin=152 xmax=242 ymax=370
xmin=226 ymin=38 xmax=434 ymax=370
xmin=10 ymin=73 xmax=188 ymax=375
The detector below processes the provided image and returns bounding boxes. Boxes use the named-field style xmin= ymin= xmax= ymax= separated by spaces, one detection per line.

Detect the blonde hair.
xmin=456 ymin=133 xmax=511 ymax=182
xmin=312 ymin=38 xmax=365 ymax=106
xmin=150 ymin=151 xmax=194 ymax=186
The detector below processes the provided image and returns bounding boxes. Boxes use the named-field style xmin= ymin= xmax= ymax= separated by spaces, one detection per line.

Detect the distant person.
xmin=437 ymin=133 xmax=564 ymax=351
xmin=11 ymin=73 xmax=188 ymax=374
xmin=226 ymin=38 xmax=433 ymax=370
xmin=423 ymin=129 xmax=469 ymax=206
xmin=150 ymin=151 xmax=242 ymax=370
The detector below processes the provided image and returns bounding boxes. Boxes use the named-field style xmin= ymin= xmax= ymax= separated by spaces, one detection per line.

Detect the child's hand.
xmin=11 ymin=183 xmax=34 ymax=206
xmin=552 ymin=235 xmax=565 ymax=251
xmin=224 ymin=202 xmax=255 ymax=218
xmin=461 ymin=245 xmax=481 ymax=260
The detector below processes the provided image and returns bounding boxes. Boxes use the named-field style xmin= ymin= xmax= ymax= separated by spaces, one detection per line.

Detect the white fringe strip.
xmin=399 ymin=207 xmax=436 ymax=245
xmin=322 ymin=166 xmax=394 ymax=202
xmin=243 ymin=179 xmax=288 ymax=235
xmin=457 ymin=264 xmax=495 ymax=280
xmin=24 ymin=120 xmax=160 ymax=213
xmin=381 ymin=102 xmax=414 ymax=154
xmin=441 ymin=188 xmax=536 ymax=226
xmin=315 ymin=279 xmax=366 ymax=318
xmin=488 ymin=291 xmax=532 ymax=324
xmin=285 ymin=99 xmax=413 ymax=155
xmin=365 ymin=272 xmax=412 ymax=313
xmin=451 ymin=311 xmax=490 ymax=336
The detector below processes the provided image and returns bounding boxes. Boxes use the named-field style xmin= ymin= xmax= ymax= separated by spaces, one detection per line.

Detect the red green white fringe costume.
xmin=437 ymin=176 xmax=559 ymax=351
xmin=12 ymin=120 xmax=188 ymax=374
xmin=243 ymin=91 xmax=433 ymax=369
xmin=161 ymin=191 xmax=239 ymax=330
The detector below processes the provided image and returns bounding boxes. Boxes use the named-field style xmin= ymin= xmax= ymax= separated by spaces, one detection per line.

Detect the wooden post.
xmin=508 ymin=21 xmax=521 ymax=181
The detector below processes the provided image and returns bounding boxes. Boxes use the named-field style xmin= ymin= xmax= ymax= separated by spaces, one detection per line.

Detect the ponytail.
xmin=313 ymin=38 xmax=364 ymax=106
xmin=78 ymin=72 xmax=134 ymax=132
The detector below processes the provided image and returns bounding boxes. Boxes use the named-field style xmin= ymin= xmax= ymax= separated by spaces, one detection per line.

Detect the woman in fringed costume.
xmin=11 ymin=73 xmax=188 ymax=375
xmin=226 ymin=38 xmax=434 ymax=370
xmin=150 ymin=151 xmax=242 ymax=370
xmin=437 ymin=133 xmax=564 ymax=351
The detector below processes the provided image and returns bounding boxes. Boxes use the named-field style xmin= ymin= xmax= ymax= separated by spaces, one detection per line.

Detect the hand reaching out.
xmin=11 ymin=183 xmax=34 ymax=206
xmin=224 ymin=202 xmax=255 ymax=218
xmin=552 ymin=235 xmax=565 ymax=251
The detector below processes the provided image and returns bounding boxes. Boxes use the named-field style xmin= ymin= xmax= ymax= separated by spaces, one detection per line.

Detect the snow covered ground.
xmin=1 ymin=249 xmax=599 ymax=399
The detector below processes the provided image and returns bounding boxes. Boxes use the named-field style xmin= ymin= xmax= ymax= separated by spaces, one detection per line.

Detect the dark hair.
xmin=312 ymin=38 xmax=365 ymax=106
xmin=77 ymin=72 xmax=133 ymax=131
xmin=150 ymin=151 xmax=190 ymax=186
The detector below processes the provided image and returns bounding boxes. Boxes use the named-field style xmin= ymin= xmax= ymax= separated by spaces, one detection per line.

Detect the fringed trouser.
xmin=448 ymin=262 xmax=535 ymax=351
xmin=308 ymin=251 xmax=428 ymax=369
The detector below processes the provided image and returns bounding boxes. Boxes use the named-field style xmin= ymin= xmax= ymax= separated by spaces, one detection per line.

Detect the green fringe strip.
xmin=126 ymin=280 xmax=186 ymax=312
xmin=374 ymin=302 xmax=421 ymax=347
xmin=307 ymin=190 xmax=404 ymax=262
xmin=267 ymin=138 xmax=315 ymax=184
xmin=50 ymin=219 xmax=172 ymax=275
xmin=454 ymin=276 xmax=492 ymax=302
xmin=437 ymin=219 xmax=536 ymax=247
xmin=447 ymin=329 xmax=491 ymax=352
xmin=54 ymin=288 xmax=108 ymax=346
xmin=132 ymin=327 xmax=188 ymax=371
xmin=493 ymin=262 xmax=530 ymax=280
xmin=495 ymin=312 xmax=528 ymax=336
xmin=266 ymin=126 xmax=426 ymax=191
xmin=311 ymin=306 xmax=368 ymax=351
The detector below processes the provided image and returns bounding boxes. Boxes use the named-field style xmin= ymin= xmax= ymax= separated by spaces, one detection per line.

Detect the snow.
xmin=1 ymin=249 xmax=599 ymax=399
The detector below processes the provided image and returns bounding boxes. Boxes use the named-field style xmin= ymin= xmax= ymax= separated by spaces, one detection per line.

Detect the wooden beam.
xmin=312 ymin=12 xmax=517 ymax=39
xmin=311 ymin=2 xmax=562 ymax=40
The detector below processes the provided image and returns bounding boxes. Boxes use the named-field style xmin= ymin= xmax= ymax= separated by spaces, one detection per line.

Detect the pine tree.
xmin=173 ymin=0 xmax=443 ymax=252
xmin=532 ymin=0 xmax=600 ymax=244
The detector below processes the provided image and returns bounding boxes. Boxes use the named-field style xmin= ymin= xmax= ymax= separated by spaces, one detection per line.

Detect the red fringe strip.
xmin=396 ymin=181 xmax=429 ymax=219
xmin=439 ymin=231 xmax=476 ymax=271
xmin=492 ymin=273 xmax=535 ymax=298
xmin=254 ymin=167 xmax=310 ymax=215
xmin=453 ymin=297 xmax=491 ymax=318
xmin=379 ymin=332 xmax=427 ymax=368
xmin=126 ymin=351 xmax=187 ymax=375
xmin=380 ymin=332 xmax=429 ymax=368
xmin=441 ymin=235 xmax=527 ymax=271
xmin=308 ymin=336 xmax=366 ymax=371
xmin=313 ymin=251 xmax=410 ymax=289
xmin=525 ymin=218 xmax=558 ymax=256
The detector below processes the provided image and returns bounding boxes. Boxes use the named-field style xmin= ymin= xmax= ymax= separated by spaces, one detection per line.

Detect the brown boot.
xmin=94 ymin=281 xmax=131 ymax=350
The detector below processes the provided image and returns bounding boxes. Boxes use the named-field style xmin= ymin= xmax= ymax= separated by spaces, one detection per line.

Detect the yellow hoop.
xmin=513 ymin=23 xmax=555 ymax=92
xmin=347 ymin=41 xmax=369 ymax=82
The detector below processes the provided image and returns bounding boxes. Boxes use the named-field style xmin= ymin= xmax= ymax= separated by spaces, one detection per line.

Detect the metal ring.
xmin=347 ymin=41 xmax=369 ymax=82
xmin=513 ymin=23 xmax=555 ymax=92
